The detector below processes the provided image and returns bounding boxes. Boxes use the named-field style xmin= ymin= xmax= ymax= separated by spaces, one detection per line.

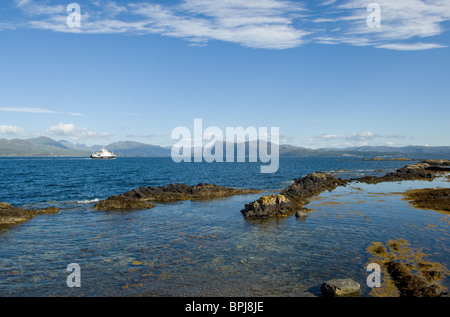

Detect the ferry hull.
xmin=90 ymin=156 xmax=116 ymax=159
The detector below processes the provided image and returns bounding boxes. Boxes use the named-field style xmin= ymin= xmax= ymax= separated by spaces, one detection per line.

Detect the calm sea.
xmin=0 ymin=157 xmax=448 ymax=296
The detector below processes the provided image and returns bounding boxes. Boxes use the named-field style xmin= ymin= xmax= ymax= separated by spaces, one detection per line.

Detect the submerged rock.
xmin=367 ymin=239 xmax=449 ymax=297
xmin=295 ymin=208 xmax=309 ymax=218
xmin=241 ymin=172 xmax=347 ymax=219
xmin=95 ymin=183 xmax=262 ymax=211
xmin=0 ymin=202 xmax=59 ymax=229
xmin=385 ymin=261 xmax=441 ymax=297
xmin=320 ymin=279 xmax=360 ymax=297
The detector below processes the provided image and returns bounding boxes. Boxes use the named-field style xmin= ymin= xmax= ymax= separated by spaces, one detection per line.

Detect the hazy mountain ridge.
xmin=1 ymin=137 xmax=449 ymax=158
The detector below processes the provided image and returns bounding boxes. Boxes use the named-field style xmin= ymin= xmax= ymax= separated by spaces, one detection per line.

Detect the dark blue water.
xmin=0 ymin=157 xmax=413 ymax=206
xmin=0 ymin=157 xmax=448 ymax=296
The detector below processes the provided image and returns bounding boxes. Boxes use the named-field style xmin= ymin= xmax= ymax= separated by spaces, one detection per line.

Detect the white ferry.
xmin=90 ymin=148 xmax=116 ymax=159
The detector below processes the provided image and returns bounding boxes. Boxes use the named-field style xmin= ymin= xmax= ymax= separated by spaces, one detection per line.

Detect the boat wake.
xmin=76 ymin=198 xmax=100 ymax=204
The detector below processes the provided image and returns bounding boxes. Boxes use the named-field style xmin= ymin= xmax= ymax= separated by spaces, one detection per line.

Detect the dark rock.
xmin=95 ymin=183 xmax=262 ymax=211
xmin=122 ymin=183 xmax=261 ymax=202
xmin=353 ymin=160 xmax=450 ymax=184
xmin=281 ymin=172 xmax=348 ymax=203
xmin=321 ymin=279 xmax=360 ymax=297
xmin=242 ymin=172 xmax=347 ymax=219
xmin=94 ymin=195 xmax=156 ymax=211
xmin=295 ymin=208 xmax=309 ymax=218
xmin=0 ymin=202 xmax=59 ymax=229
xmin=241 ymin=194 xmax=296 ymax=219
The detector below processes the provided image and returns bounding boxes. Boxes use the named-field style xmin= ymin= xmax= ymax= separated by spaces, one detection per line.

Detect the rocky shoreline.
xmin=2 ymin=160 xmax=448 ymax=223
xmin=241 ymin=159 xmax=450 ymax=219
xmin=0 ymin=159 xmax=449 ymax=297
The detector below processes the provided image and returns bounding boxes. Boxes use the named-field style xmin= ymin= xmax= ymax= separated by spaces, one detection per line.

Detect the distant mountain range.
xmin=0 ymin=137 xmax=449 ymax=159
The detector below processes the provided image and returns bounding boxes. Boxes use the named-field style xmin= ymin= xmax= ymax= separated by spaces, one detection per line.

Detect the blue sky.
xmin=0 ymin=0 xmax=449 ymax=148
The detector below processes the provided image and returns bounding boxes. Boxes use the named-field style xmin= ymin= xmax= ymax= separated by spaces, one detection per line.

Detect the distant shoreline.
xmin=363 ymin=157 xmax=415 ymax=161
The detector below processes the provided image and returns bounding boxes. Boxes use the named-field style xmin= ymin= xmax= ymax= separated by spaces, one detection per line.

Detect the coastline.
xmin=0 ymin=159 xmax=449 ymax=297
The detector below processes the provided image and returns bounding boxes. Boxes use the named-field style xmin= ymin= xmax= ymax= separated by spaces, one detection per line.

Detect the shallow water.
xmin=0 ymin=157 xmax=448 ymax=296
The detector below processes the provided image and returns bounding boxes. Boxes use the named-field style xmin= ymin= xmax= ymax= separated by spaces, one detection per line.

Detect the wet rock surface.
xmin=0 ymin=202 xmax=59 ymax=229
xmin=95 ymin=183 xmax=262 ymax=211
xmin=122 ymin=183 xmax=261 ymax=201
xmin=94 ymin=195 xmax=157 ymax=211
xmin=241 ymin=194 xmax=297 ymax=218
xmin=280 ymin=172 xmax=348 ymax=203
xmin=320 ymin=279 xmax=361 ymax=297
xmin=241 ymin=160 xmax=450 ymax=219
xmin=241 ymin=172 xmax=347 ymax=219
xmin=352 ymin=159 xmax=450 ymax=184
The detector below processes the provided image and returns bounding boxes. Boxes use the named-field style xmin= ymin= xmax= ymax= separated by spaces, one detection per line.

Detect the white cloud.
xmin=43 ymin=123 xmax=110 ymax=140
xmin=345 ymin=131 xmax=376 ymax=141
xmin=308 ymin=131 xmax=408 ymax=147
xmin=14 ymin=0 xmax=65 ymax=15
xmin=0 ymin=125 xmax=25 ymax=136
xmin=12 ymin=0 xmax=308 ymax=49
xmin=7 ymin=0 xmax=450 ymax=50
xmin=316 ymin=0 xmax=450 ymax=50
xmin=0 ymin=107 xmax=57 ymax=113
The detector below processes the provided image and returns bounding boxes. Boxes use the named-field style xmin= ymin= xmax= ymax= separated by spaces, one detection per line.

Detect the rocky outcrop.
xmin=241 ymin=194 xmax=297 ymax=218
xmin=93 ymin=195 xmax=156 ymax=211
xmin=241 ymin=172 xmax=347 ymax=219
xmin=0 ymin=202 xmax=59 ymax=229
xmin=95 ymin=183 xmax=262 ymax=211
xmin=280 ymin=172 xmax=348 ymax=204
xmin=122 ymin=183 xmax=261 ymax=202
xmin=353 ymin=160 xmax=450 ymax=184
xmin=242 ymin=160 xmax=450 ymax=219
xmin=320 ymin=279 xmax=361 ymax=297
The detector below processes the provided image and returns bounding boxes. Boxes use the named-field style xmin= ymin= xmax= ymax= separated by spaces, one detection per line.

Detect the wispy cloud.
xmin=68 ymin=112 xmax=85 ymax=117
xmin=0 ymin=106 xmax=85 ymax=116
xmin=376 ymin=42 xmax=447 ymax=51
xmin=6 ymin=0 xmax=450 ymax=50
xmin=11 ymin=0 xmax=307 ymax=49
xmin=0 ymin=107 xmax=57 ymax=114
xmin=313 ymin=0 xmax=450 ymax=50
